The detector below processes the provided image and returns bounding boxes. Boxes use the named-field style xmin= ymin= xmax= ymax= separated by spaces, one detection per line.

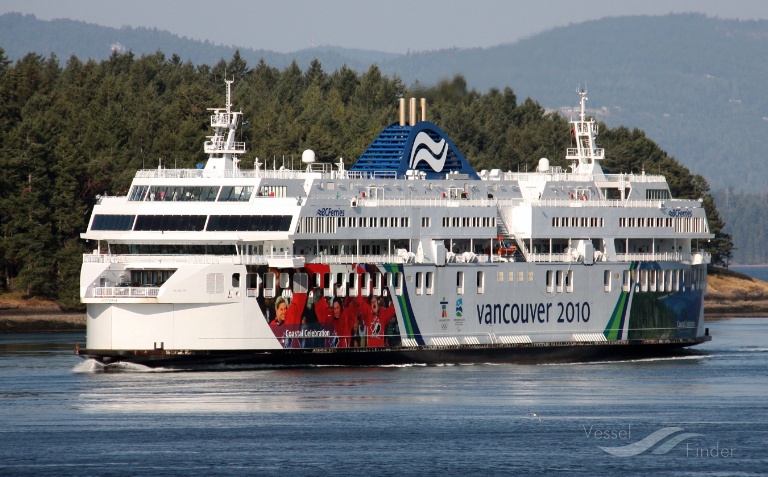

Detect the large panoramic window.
xmin=110 ymin=244 xmax=236 ymax=255
xmin=133 ymin=215 xmax=207 ymax=231
xmin=128 ymin=186 xmax=148 ymax=201
xmin=218 ymin=186 xmax=253 ymax=201
xmin=139 ymin=185 xmax=220 ymax=201
xmin=91 ymin=215 xmax=135 ymax=231
xmin=206 ymin=215 xmax=292 ymax=232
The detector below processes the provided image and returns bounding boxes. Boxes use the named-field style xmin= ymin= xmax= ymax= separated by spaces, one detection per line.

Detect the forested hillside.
xmin=0 ymin=49 xmax=732 ymax=308
xmin=3 ymin=13 xmax=767 ymax=192
xmin=713 ymin=189 xmax=768 ymax=265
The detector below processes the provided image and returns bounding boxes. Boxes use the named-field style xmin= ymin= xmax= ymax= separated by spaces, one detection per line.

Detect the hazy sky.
xmin=3 ymin=0 xmax=768 ymax=53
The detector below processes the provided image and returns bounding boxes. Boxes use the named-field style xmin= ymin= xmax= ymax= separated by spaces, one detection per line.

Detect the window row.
xmin=110 ymin=244 xmax=237 ymax=255
xmin=128 ymin=185 xmax=253 ymax=202
xmin=495 ymin=270 xmax=535 ymax=284
xmin=552 ymin=217 xmax=605 ymax=228
xmin=298 ymin=216 xmax=337 ymax=234
xmin=248 ymin=269 xmax=542 ymax=299
xmin=674 ymin=217 xmax=708 ymax=234
xmin=207 ymin=215 xmax=292 ymax=232
xmin=294 ymin=244 xmax=385 ymax=255
xmin=414 ymin=271 xmax=435 ymax=295
xmin=603 ymin=267 xmax=706 ymax=293
xmin=91 ymin=214 xmax=135 ymax=231
xmin=301 ymin=216 xmax=498 ymax=230
xmin=258 ymin=185 xmax=288 ymax=198
xmin=619 ymin=217 xmax=673 ymax=228
xmin=646 ymin=189 xmax=671 ymax=200
xmin=91 ymin=214 xmax=291 ymax=232
xmin=100 ymin=269 xmax=177 ymax=288
xmin=335 ymin=216 xmax=410 ymax=228
xmin=128 ymin=269 xmax=176 ymax=287
xmin=135 ymin=215 xmax=207 ymax=231
xmin=248 ymin=271 xmax=405 ymax=298
xmin=545 ymin=270 xmax=574 ymax=293
xmin=617 ymin=216 xmax=707 ymax=233
xmin=441 ymin=216 xmax=496 ymax=228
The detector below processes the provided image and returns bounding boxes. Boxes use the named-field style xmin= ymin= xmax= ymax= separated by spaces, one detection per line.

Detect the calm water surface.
xmin=1 ymin=319 xmax=767 ymax=476
xmin=731 ymin=265 xmax=768 ymax=282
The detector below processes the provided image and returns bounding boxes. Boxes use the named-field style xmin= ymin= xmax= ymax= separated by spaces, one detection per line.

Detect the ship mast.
xmin=566 ymin=89 xmax=605 ymax=176
xmin=203 ymin=79 xmax=246 ymax=175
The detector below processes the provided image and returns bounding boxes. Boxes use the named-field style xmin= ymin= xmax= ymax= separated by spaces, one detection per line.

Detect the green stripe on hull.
xmin=605 ymin=291 xmax=629 ymax=340
xmin=382 ymin=263 xmax=421 ymax=341
xmin=604 ymin=262 xmax=637 ymax=340
xmin=396 ymin=294 xmax=416 ymax=338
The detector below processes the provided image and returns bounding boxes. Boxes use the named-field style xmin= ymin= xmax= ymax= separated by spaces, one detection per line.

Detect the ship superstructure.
xmin=78 ymin=84 xmax=712 ymax=366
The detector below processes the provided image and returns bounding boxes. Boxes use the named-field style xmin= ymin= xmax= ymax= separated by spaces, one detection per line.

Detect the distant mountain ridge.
xmin=2 ymin=12 xmax=768 ymax=191
xmin=0 ymin=13 xmax=393 ymax=72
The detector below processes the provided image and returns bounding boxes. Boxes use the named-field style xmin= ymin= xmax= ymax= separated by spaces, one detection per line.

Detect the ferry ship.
xmin=76 ymin=81 xmax=712 ymax=366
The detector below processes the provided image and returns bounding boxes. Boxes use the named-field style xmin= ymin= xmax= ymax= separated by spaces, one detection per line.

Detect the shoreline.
xmin=1 ymin=305 xmax=767 ymax=333
xmin=0 ymin=309 xmax=86 ymax=333
xmin=4 ymin=265 xmax=768 ymax=333
xmin=705 ymin=310 xmax=768 ymax=319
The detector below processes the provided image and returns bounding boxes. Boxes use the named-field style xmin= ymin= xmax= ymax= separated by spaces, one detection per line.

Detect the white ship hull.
xmin=78 ymin=259 xmax=710 ymax=366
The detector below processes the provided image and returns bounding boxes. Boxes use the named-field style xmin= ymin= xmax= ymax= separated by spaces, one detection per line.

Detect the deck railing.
xmin=533 ymin=198 xmax=664 ymax=208
xmin=358 ymin=197 xmax=497 ymax=208
xmin=527 ymin=252 xmax=690 ymax=263
xmin=615 ymin=252 xmax=686 ymax=262
xmin=83 ymin=253 xmax=246 ymax=265
xmin=84 ymin=253 xmax=408 ymax=266
xmin=83 ymin=250 xmax=710 ymax=267
xmin=132 ymin=166 xmax=673 ymax=186
xmin=525 ymin=251 xmax=709 ymax=263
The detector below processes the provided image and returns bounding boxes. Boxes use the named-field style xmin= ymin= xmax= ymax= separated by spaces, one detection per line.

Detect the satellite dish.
xmin=301 ymin=149 xmax=316 ymax=164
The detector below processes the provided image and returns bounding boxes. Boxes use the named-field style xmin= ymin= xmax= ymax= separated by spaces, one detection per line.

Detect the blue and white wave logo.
xmin=409 ymin=131 xmax=448 ymax=172
xmin=599 ymin=427 xmax=702 ymax=457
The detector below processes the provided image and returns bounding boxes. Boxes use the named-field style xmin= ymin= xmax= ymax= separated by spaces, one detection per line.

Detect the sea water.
xmin=731 ymin=265 xmax=768 ymax=283
xmin=0 ymin=319 xmax=767 ymax=476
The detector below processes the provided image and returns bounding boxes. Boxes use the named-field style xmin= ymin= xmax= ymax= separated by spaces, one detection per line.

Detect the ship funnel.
xmin=421 ymin=98 xmax=427 ymax=122
xmin=399 ymin=98 xmax=406 ymax=126
xmin=409 ymin=98 xmax=417 ymax=126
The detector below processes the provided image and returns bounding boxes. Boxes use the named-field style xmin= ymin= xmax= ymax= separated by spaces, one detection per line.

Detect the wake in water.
xmin=72 ymin=359 xmax=105 ymax=373
xmin=71 ymin=359 xmax=176 ymax=373
xmin=538 ymin=354 xmax=713 ymax=366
